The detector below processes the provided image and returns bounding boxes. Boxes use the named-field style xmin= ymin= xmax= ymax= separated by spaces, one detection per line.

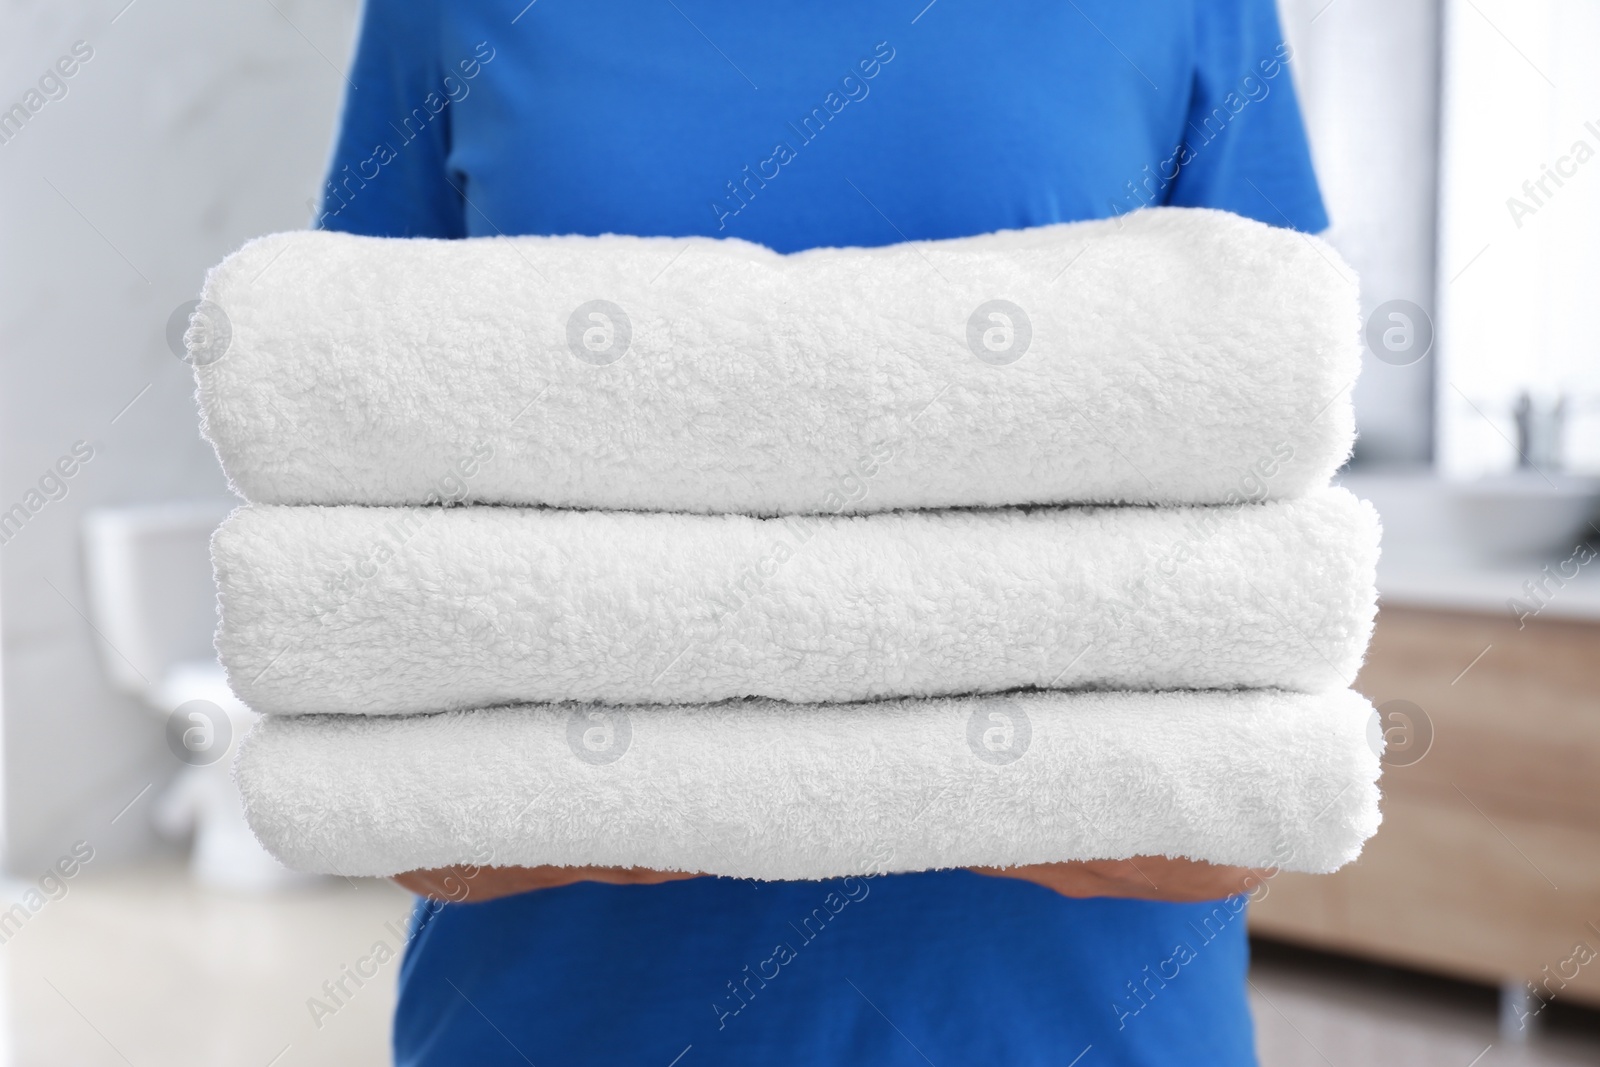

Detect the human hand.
xmin=397 ymin=856 xmax=1267 ymax=905
xmin=969 ymin=856 xmax=1270 ymax=903
xmin=394 ymin=864 xmax=703 ymax=904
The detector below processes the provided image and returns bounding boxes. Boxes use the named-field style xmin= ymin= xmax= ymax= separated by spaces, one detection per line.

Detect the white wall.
xmin=0 ymin=0 xmax=358 ymax=873
xmin=1281 ymin=0 xmax=1444 ymax=466
xmin=1434 ymin=0 xmax=1600 ymax=478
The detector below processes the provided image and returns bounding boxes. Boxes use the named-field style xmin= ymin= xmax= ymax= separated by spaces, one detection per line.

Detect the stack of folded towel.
xmin=192 ymin=207 xmax=1382 ymax=881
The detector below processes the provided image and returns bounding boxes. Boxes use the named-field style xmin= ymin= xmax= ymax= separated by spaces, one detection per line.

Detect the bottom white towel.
xmin=237 ymin=689 xmax=1382 ymax=881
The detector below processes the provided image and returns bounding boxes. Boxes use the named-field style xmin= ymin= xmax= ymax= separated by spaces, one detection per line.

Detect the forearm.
xmin=396 ymin=857 xmax=1268 ymax=905
xmin=970 ymin=857 xmax=1272 ymax=902
xmin=393 ymin=864 xmax=701 ymax=903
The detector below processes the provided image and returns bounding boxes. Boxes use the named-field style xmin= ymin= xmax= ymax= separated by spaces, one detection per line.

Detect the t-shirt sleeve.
xmin=315 ymin=0 xmax=465 ymax=238
xmin=1168 ymin=0 xmax=1328 ymax=234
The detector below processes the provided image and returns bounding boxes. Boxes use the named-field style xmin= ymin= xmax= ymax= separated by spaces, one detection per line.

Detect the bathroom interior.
xmin=1 ymin=0 xmax=1598 ymax=1063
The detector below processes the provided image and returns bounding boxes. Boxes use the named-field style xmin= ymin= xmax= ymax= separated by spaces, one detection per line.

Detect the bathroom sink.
xmin=1337 ymin=468 xmax=1600 ymax=564
xmin=1445 ymin=472 xmax=1600 ymax=561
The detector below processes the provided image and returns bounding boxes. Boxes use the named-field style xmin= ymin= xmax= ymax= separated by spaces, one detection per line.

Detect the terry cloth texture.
xmin=234 ymin=688 xmax=1383 ymax=880
xmin=212 ymin=488 xmax=1379 ymax=715
xmin=192 ymin=207 xmax=1358 ymax=513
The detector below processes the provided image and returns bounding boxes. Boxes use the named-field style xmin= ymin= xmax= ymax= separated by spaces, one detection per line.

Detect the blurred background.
xmin=0 ymin=0 xmax=1596 ymax=1063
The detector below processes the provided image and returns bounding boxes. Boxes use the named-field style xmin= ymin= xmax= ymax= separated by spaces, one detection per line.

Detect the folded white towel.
xmin=193 ymin=207 xmax=1357 ymax=513
xmin=235 ymin=688 xmax=1382 ymax=879
xmin=213 ymin=488 xmax=1378 ymax=715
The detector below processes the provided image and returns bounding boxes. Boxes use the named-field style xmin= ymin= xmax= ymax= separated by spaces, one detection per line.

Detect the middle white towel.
xmin=215 ymin=487 xmax=1377 ymax=715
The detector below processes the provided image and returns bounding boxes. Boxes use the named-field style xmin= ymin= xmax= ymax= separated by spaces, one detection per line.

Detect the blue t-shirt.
xmin=319 ymin=2 xmax=1327 ymax=1064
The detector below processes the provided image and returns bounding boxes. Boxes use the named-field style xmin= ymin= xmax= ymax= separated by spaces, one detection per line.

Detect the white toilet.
xmin=82 ymin=499 xmax=318 ymax=890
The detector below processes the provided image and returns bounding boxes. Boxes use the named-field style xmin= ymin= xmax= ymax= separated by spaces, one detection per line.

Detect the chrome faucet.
xmin=1513 ymin=391 xmax=1566 ymax=473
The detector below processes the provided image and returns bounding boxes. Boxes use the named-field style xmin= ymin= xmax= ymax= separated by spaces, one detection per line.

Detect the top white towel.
xmin=192 ymin=207 xmax=1357 ymax=513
